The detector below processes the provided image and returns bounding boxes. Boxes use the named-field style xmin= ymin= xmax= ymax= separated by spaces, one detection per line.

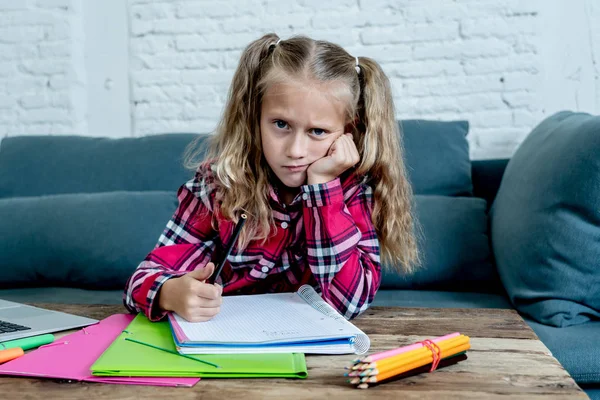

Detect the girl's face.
xmin=260 ymin=79 xmax=348 ymax=203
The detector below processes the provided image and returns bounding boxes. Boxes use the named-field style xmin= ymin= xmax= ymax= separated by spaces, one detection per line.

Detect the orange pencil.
xmin=352 ymin=335 xmax=468 ymax=370
xmin=352 ymin=332 xmax=461 ymax=364
xmin=347 ymin=343 xmax=468 ymax=378
xmin=366 ymin=336 xmax=469 ymax=370
xmin=361 ymin=342 xmax=471 ymax=383
xmin=351 ymin=353 xmax=469 ymax=389
xmin=358 ymin=335 xmax=469 ymax=370
xmin=0 ymin=347 xmax=24 ymax=363
xmin=361 ymin=342 xmax=471 ymax=377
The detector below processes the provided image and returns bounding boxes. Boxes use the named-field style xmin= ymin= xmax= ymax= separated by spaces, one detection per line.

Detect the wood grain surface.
xmin=0 ymin=303 xmax=588 ymax=400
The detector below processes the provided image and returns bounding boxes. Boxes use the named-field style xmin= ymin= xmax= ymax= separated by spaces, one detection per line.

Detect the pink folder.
xmin=0 ymin=313 xmax=199 ymax=387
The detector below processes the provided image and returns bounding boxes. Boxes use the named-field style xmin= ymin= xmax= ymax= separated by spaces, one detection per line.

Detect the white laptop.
xmin=0 ymin=299 xmax=98 ymax=342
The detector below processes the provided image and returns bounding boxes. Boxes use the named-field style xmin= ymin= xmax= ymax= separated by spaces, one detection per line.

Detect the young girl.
xmin=124 ymin=33 xmax=419 ymax=322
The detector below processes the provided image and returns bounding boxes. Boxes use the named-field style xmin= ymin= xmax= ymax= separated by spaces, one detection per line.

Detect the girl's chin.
xmin=276 ymin=172 xmax=307 ymax=188
xmin=280 ymin=179 xmax=304 ymax=189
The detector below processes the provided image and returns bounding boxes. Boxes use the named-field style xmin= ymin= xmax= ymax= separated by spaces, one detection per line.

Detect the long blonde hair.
xmin=186 ymin=33 xmax=419 ymax=274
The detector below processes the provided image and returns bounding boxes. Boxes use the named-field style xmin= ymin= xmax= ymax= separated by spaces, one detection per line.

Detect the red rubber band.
xmin=418 ymin=339 xmax=441 ymax=372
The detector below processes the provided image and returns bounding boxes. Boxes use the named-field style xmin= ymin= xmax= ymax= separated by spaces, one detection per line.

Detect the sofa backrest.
xmin=0 ymin=124 xmax=509 ymax=201
xmin=0 ymin=133 xmax=208 ymax=198
xmin=0 ymin=122 xmax=508 ymax=292
xmin=0 ymin=120 xmax=484 ymax=199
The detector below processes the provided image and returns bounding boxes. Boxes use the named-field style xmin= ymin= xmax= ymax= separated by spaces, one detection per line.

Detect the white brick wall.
xmin=0 ymin=0 xmax=84 ymax=136
xmin=1 ymin=0 xmax=599 ymax=159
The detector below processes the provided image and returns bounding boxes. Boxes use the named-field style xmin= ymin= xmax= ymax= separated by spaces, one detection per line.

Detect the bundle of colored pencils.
xmin=346 ymin=332 xmax=470 ymax=389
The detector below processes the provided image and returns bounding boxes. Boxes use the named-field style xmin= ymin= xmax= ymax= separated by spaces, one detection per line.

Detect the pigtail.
xmin=356 ymin=57 xmax=420 ymax=273
xmin=222 ymin=33 xmax=279 ymax=147
xmin=191 ymin=33 xmax=280 ymax=249
xmin=215 ymin=33 xmax=279 ymax=182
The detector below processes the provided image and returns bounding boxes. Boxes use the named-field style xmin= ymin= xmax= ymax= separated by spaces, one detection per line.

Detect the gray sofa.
xmin=0 ymin=113 xmax=598 ymax=399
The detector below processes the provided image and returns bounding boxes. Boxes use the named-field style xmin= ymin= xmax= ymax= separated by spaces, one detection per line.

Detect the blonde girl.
xmin=124 ymin=33 xmax=418 ymax=321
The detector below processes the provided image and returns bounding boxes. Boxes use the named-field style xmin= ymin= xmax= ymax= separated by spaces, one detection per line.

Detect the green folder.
xmin=91 ymin=314 xmax=307 ymax=378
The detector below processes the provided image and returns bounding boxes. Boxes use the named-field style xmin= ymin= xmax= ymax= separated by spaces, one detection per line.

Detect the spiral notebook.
xmin=169 ymin=284 xmax=371 ymax=355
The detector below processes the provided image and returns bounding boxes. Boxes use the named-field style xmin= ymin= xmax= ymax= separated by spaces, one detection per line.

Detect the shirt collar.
xmin=268 ymin=183 xmax=303 ymax=209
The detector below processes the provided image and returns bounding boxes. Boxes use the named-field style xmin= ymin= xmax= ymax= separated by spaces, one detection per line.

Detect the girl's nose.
xmin=285 ymin=131 xmax=308 ymax=159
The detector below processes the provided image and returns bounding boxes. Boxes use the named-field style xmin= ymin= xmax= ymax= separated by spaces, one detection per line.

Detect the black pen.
xmin=210 ymin=213 xmax=247 ymax=283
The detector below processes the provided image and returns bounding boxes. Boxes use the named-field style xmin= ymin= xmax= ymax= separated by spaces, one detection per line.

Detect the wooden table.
xmin=0 ymin=304 xmax=589 ymax=399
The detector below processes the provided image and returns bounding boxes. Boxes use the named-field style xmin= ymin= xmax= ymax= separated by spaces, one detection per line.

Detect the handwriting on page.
xmin=262 ymin=330 xmax=300 ymax=338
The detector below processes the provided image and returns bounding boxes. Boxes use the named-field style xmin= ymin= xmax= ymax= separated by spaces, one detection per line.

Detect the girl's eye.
xmin=275 ymin=120 xmax=288 ymax=129
xmin=312 ymin=128 xmax=326 ymax=136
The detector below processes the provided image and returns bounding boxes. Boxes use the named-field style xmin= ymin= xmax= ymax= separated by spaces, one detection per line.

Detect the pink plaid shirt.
xmin=123 ymin=162 xmax=381 ymax=321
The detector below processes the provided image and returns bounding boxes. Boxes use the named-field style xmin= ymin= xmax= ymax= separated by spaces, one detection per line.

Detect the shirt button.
xmin=302 ymin=193 xmax=308 ymax=200
xmin=281 ymin=221 xmax=288 ymax=229
xmin=261 ymin=266 xmax=269 ymax=273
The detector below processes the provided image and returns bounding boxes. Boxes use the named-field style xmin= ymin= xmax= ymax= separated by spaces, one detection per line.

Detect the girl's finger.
xmin=340 ymin=135 xmax=354 ymax=165
xmin=344 ymin=134 xmax=360 ymax=164
xmin=327 ymin=136 xmax=340 ymax=156
xmin=186 ymin=312 xmax=218 ymax=323
xmin=192 ymin=306 xmax=221 ymax=318
xmin=193 ymin=297 xmax=223 ymax=308
xmin=195 ymin=282 xmax=222 ymax=300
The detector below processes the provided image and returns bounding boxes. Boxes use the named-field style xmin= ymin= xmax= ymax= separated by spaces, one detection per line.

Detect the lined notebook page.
xmin=172 ymin=288 xmax=364 ymax=345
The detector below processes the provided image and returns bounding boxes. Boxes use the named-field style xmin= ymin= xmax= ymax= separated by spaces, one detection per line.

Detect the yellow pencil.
xmin=363 ymin=337 xmax=469 ymax=372
xmin=352 ymin=335 xmax=468 ymax=370
xmin=357 ymin=335 xmax=469 ymax=370
xmin=360 ymin=343 xmax=471 ymax=377
xmin=360 ymin=342 xmax=471 ymax=383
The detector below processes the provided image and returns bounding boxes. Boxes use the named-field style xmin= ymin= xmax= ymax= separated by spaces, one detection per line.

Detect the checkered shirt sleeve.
xmin=301 ymin=177 xmax=381 ymax=319
xmin=123 ymin=166 xmax=218 ymax=321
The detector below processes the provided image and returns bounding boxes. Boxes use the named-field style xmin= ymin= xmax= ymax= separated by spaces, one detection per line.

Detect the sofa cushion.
xmin=526 ymin=319 xmax=600 ymax=384
xmin=381 ymin=195 xmax=500 ymax=292
xmin=0 ymin=133 xmax=207 ymax=198
xmin=583 ymin=388 xmax=600 ymax=400
xmin=373 ymin=289 xmax=511 ymax=309
xmin=400 ymin=120 xmax=472 ymax=196
xmin=0 ymin=191 xmax=178 ymax=289
xmin=491 ymin=111 xmax=600 ymax=327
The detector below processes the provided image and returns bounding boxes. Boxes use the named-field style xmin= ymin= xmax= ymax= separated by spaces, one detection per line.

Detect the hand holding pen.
xmin=157 ymin=213 xmax=247 ymax=322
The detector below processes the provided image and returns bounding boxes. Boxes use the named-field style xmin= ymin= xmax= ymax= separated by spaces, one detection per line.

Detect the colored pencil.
xmin=352 ymin=332 xmax=460 ymax=364
xmin=358 ymin=342 xmax=470 ymax=377
xmin=361 ymin=342 xmax=467 ymax=375
xmin=367 ymin=335 xmax=468 ymax=369
xmin=353 ymin=353 xmax=469 ymax=389
xmin=345 ymin=347 xmax=469 ymax=378
xmin=359 ymin=342 xmax=471 ymax=383
xmin=349 ymin=353 xmax=468 ymax=383
xmin=352 ymin=335 xmax=469 ymax=370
